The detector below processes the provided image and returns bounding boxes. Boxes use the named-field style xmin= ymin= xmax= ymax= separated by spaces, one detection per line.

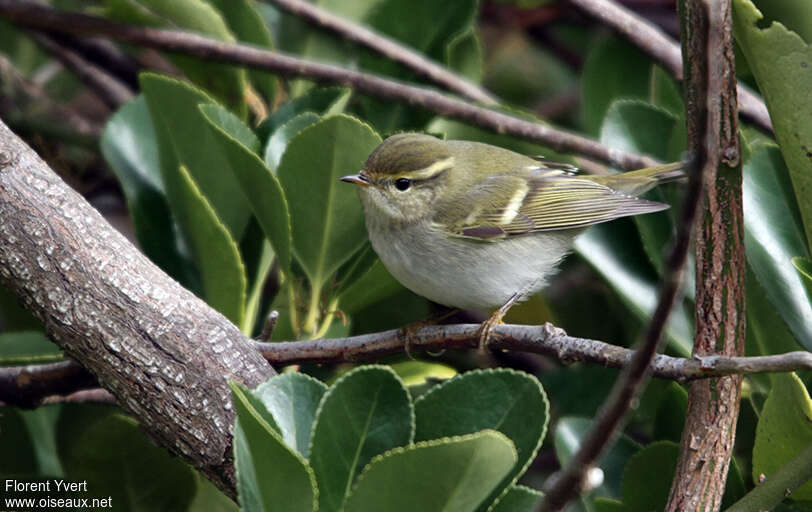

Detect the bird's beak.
xmin=340 ymin=173 xmax=372 ymax=187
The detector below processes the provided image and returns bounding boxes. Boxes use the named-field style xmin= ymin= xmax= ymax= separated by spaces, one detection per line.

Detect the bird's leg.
xmin=398 ymin=307 xmax=459 ymax=359
xmin=477 ymin=292 xmax=524 ymax=350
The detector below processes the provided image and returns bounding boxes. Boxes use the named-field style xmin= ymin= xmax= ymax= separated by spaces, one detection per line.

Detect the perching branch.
xmin=0 ymin=0 xmax=658 ymax=171
xmin=567 ymin=0 xmax=772 ymax=132
xmin=0 ymin=117 xmax=274 ymax=495
xmin=263 ymin=0 xmax=497 ymax=105
xmin=7 ymin=324 xmax=808 ymax=408
xmin=666 ymin=0 xmax=745 ymax=509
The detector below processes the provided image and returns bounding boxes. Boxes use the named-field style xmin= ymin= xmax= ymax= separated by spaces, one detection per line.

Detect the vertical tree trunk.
xmin=666 ymin=0 xmax=745 ymax=510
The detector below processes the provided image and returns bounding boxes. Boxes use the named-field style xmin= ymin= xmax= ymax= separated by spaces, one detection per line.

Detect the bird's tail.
xmin=594 ymin=161 xmax=686 ymax=196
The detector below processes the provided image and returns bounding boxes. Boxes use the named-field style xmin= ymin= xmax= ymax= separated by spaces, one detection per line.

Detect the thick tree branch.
xmin=568 ymin=0 xmax=772 ymax=132
xmin=666 ymin=1 xmax=745 ymax=510
xmin=0 ymin=118 xmax=274 ymax=495
xmin=0 ymin=0 xmax=658 ymax=171
xmin=264 ymin=0 xmax=497 ymax=105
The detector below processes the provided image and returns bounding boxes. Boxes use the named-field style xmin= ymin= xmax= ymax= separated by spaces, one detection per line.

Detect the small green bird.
xmin=341 ymin=133 xmax=683 ymax=344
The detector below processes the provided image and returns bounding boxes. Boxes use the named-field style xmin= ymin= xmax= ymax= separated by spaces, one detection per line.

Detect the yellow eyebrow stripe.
xmin=398 ymin=156 xmax=455 ymax=180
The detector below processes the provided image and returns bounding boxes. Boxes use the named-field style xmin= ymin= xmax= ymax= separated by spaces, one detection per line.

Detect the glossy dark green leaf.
xmin=277 ymin=115 xmax=381 ymax=291
xmin=648 ymin=66 xmax=684 ymax=118
xmin=61 ymin=413 xmax=197 ymax=511
xmin=252 ymin=373 xmax=327 ymax=457
xmin=173 ymin=164 xmax=247 ymax=326
xmin=359 ymin=0 xmax=479 ymax=131
xmin=230 ymin=381 xmax=317 ymax=512
xmin=255 ymin=87 xmax=351 ymax=144
xmin=490 ymin=485 xmax=544 ymax=512
xmin=752 ymin=373 xmax=812 ymax=500
xmin=792 ymin=257 xmax=812 ymax=300
xmin=575 ymin=222 xmax=694 ymax=356
xmin=599 ymin=100 xmax=686 ymax=276
xmin=553 ymin=416 xmax=641 ymax=499
xmin=414 ymin=369 xmax=548 ymax=510
xmin=264 ymin=112 xmax=322 ymax=172
xmin=309 ymin=365 xmax=413 ymax=512
xmin=734 ymin=0 xmax=812 ymax=253
xmin=743 ymin=141 xmax=812 ymax=350
xmin=653 ymin=382 xmax=688 ymax=443
xmin=343 ymin=431 xmax=518 ymax=512
xmin=106 ymin=0 xmax=247 ymax=114
xmin=206 ymin=0 xmax=277 ymax=100
xmin=445 ymin=27 xmax=483 ymax=82
xmin=0 ymin=408 xmax=39 ymax=476
xmin=187 ymin=476 xmax=238 ymax=512
xmin=747 ymin=267 xmax=804 ymax=357
xmin=100 ymin=96 xmax=196 ymax=289
xmin=390 ymin=360 xmax=457 ymax=387
xmin=140 ymin=73 xmax=252 ymax=240
xmin=200 ymin=104 xmax=292 ymax=277
xmin=0 ymin=331 xmax=62 ymax=365
xmin=582 ymin=36 xmax=653 ymax=136
xmin=620 ymin=441 xmax=678 ymax=512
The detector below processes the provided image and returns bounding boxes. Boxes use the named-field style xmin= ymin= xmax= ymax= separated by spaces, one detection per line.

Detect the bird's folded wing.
xmin=435 ymin=172 xmax=669 ymax=240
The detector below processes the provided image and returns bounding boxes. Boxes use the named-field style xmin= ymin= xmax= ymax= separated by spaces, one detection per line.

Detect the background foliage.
xmin=0 ymin=0 xmax=810 ymax=510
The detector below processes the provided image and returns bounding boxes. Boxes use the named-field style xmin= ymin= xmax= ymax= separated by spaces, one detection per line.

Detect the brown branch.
xmin=264 ymin=0 xmax=497 ymax=105
xmin=666 ymin=0 xmax=745 ymax=509
xmin=7 ymin=325 xmax=808 ymax=409
xmin=28 ymin=31 xmax=134 ymax=109
xmin=0 ymin=0 xmax=658 ymax=171
xmin=0 ymin=118 xmax=274 ymax=495
xmin=567 ymin=0 xmax=772 ymax=132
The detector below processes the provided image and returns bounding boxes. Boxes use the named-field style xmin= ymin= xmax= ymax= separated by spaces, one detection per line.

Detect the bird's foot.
xmin=476 ymin=292 xmax=523 ymax=350
xmin=398 ymin=308 xmax=458 ymax=359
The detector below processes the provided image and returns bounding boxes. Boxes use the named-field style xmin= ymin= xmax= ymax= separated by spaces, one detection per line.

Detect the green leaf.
xmin=553 ymin=416 xmax=641 ymax=499
xmin=101 ymin=96 xmax=197 ymax=290
xmin=575 ymin=221 xmax=694 ymax=356
xmin=648 ymin=66 xmax=684 ymax=118
xmin=252 ymin=373 xmax=328 ymax=457
xmin=200 ymin=103 xmax=293 ymax=277
xmin=338 ymin=259 xmax=410 ymax=315
xmin=445 ymin=27 xmax=483 ymax=83
xmin=140 ymin=73 xmax=252 ymax=241
xmin=389 ymin=360 xmax=457 ymax=387
xmin=489 ymin=485 xmax=544 ymax=512
xmin=598 ymin=100 xmax=688 ymax=281
xmin=747 ymin=267 xmax=805 ymax=357
xmin=264 ymin=112 xmax=322 ymax=172
xmin=0 ymin=331 xmax=62 ymax=365
xmin=309 ymin=365 xmax=413 ymax=512
xmin=344 ymin=431 xmax=518 ymax=512
xmin=792 ymin=256 xmax=812 ymax=300
xmin=620 ymin=441 xmax=679 ymax=512
xmin=188 ymin=475 xmax=239 ymax=512
xmin=230 ymin=381 xmax=318 ymax=512
xmin=256 ymin=87 xmax=351 ymax=144
xmin=61 ymin=414 xmax=197 ymax=511
xmin=743 ymin=141 xmax=812 ymax=350
xmin=206 ymin=0 xmax=277 ymax=100
xmin=277 ymin=115 xmax=381 ymax=291
xmin=105 ymin=0 xmax=246 ymax=114
xmin=0 ymin=408 xmax=39 ymax=476
xmin=653 ymin=382 xmax=688 ymax=443
xmin=733 ymin=0 xmax=812 ymax=254
xmin=752 ymin=373 xmax=812 ymax=500
xmin=414 ymin=369 xmax=548 ymax=511
xmin=173 ymin=164 xmax=247 ymax=326
xmin=582 ymin=36 xmax=653 ymax=136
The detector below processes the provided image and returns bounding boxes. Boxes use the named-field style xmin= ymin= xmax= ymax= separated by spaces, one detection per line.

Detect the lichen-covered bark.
xmin=666 ymin=1 xmax=745 ymax=510
xmin=0 ymin=119 xmax=275 ymax=493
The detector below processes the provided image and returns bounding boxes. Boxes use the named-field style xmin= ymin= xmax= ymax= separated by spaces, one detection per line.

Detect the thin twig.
xmin=28 ymin=31 xmax=134 ymax=109
xmin=567 ymin=0 xmax=772 ymax=132
xmin=264 ymin=0 xmax=497 ymax=105
xmin=0 ymin=0 xmax=658 ymax=170
xmin=537 ymin=23 xmax=709 ymax=512
xmin=44 ymin=33 xmax=141 ymax=90
xmin=3 ymin=324 xmax=811 ymax=407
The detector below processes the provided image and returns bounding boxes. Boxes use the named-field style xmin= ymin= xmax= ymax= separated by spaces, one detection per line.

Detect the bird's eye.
xmin=394 ymin=178 xmax=411 ymax=191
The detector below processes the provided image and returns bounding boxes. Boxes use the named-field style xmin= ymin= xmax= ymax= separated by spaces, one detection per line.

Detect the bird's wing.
xmin=435 ymin=169 xmax=669 ymax=240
